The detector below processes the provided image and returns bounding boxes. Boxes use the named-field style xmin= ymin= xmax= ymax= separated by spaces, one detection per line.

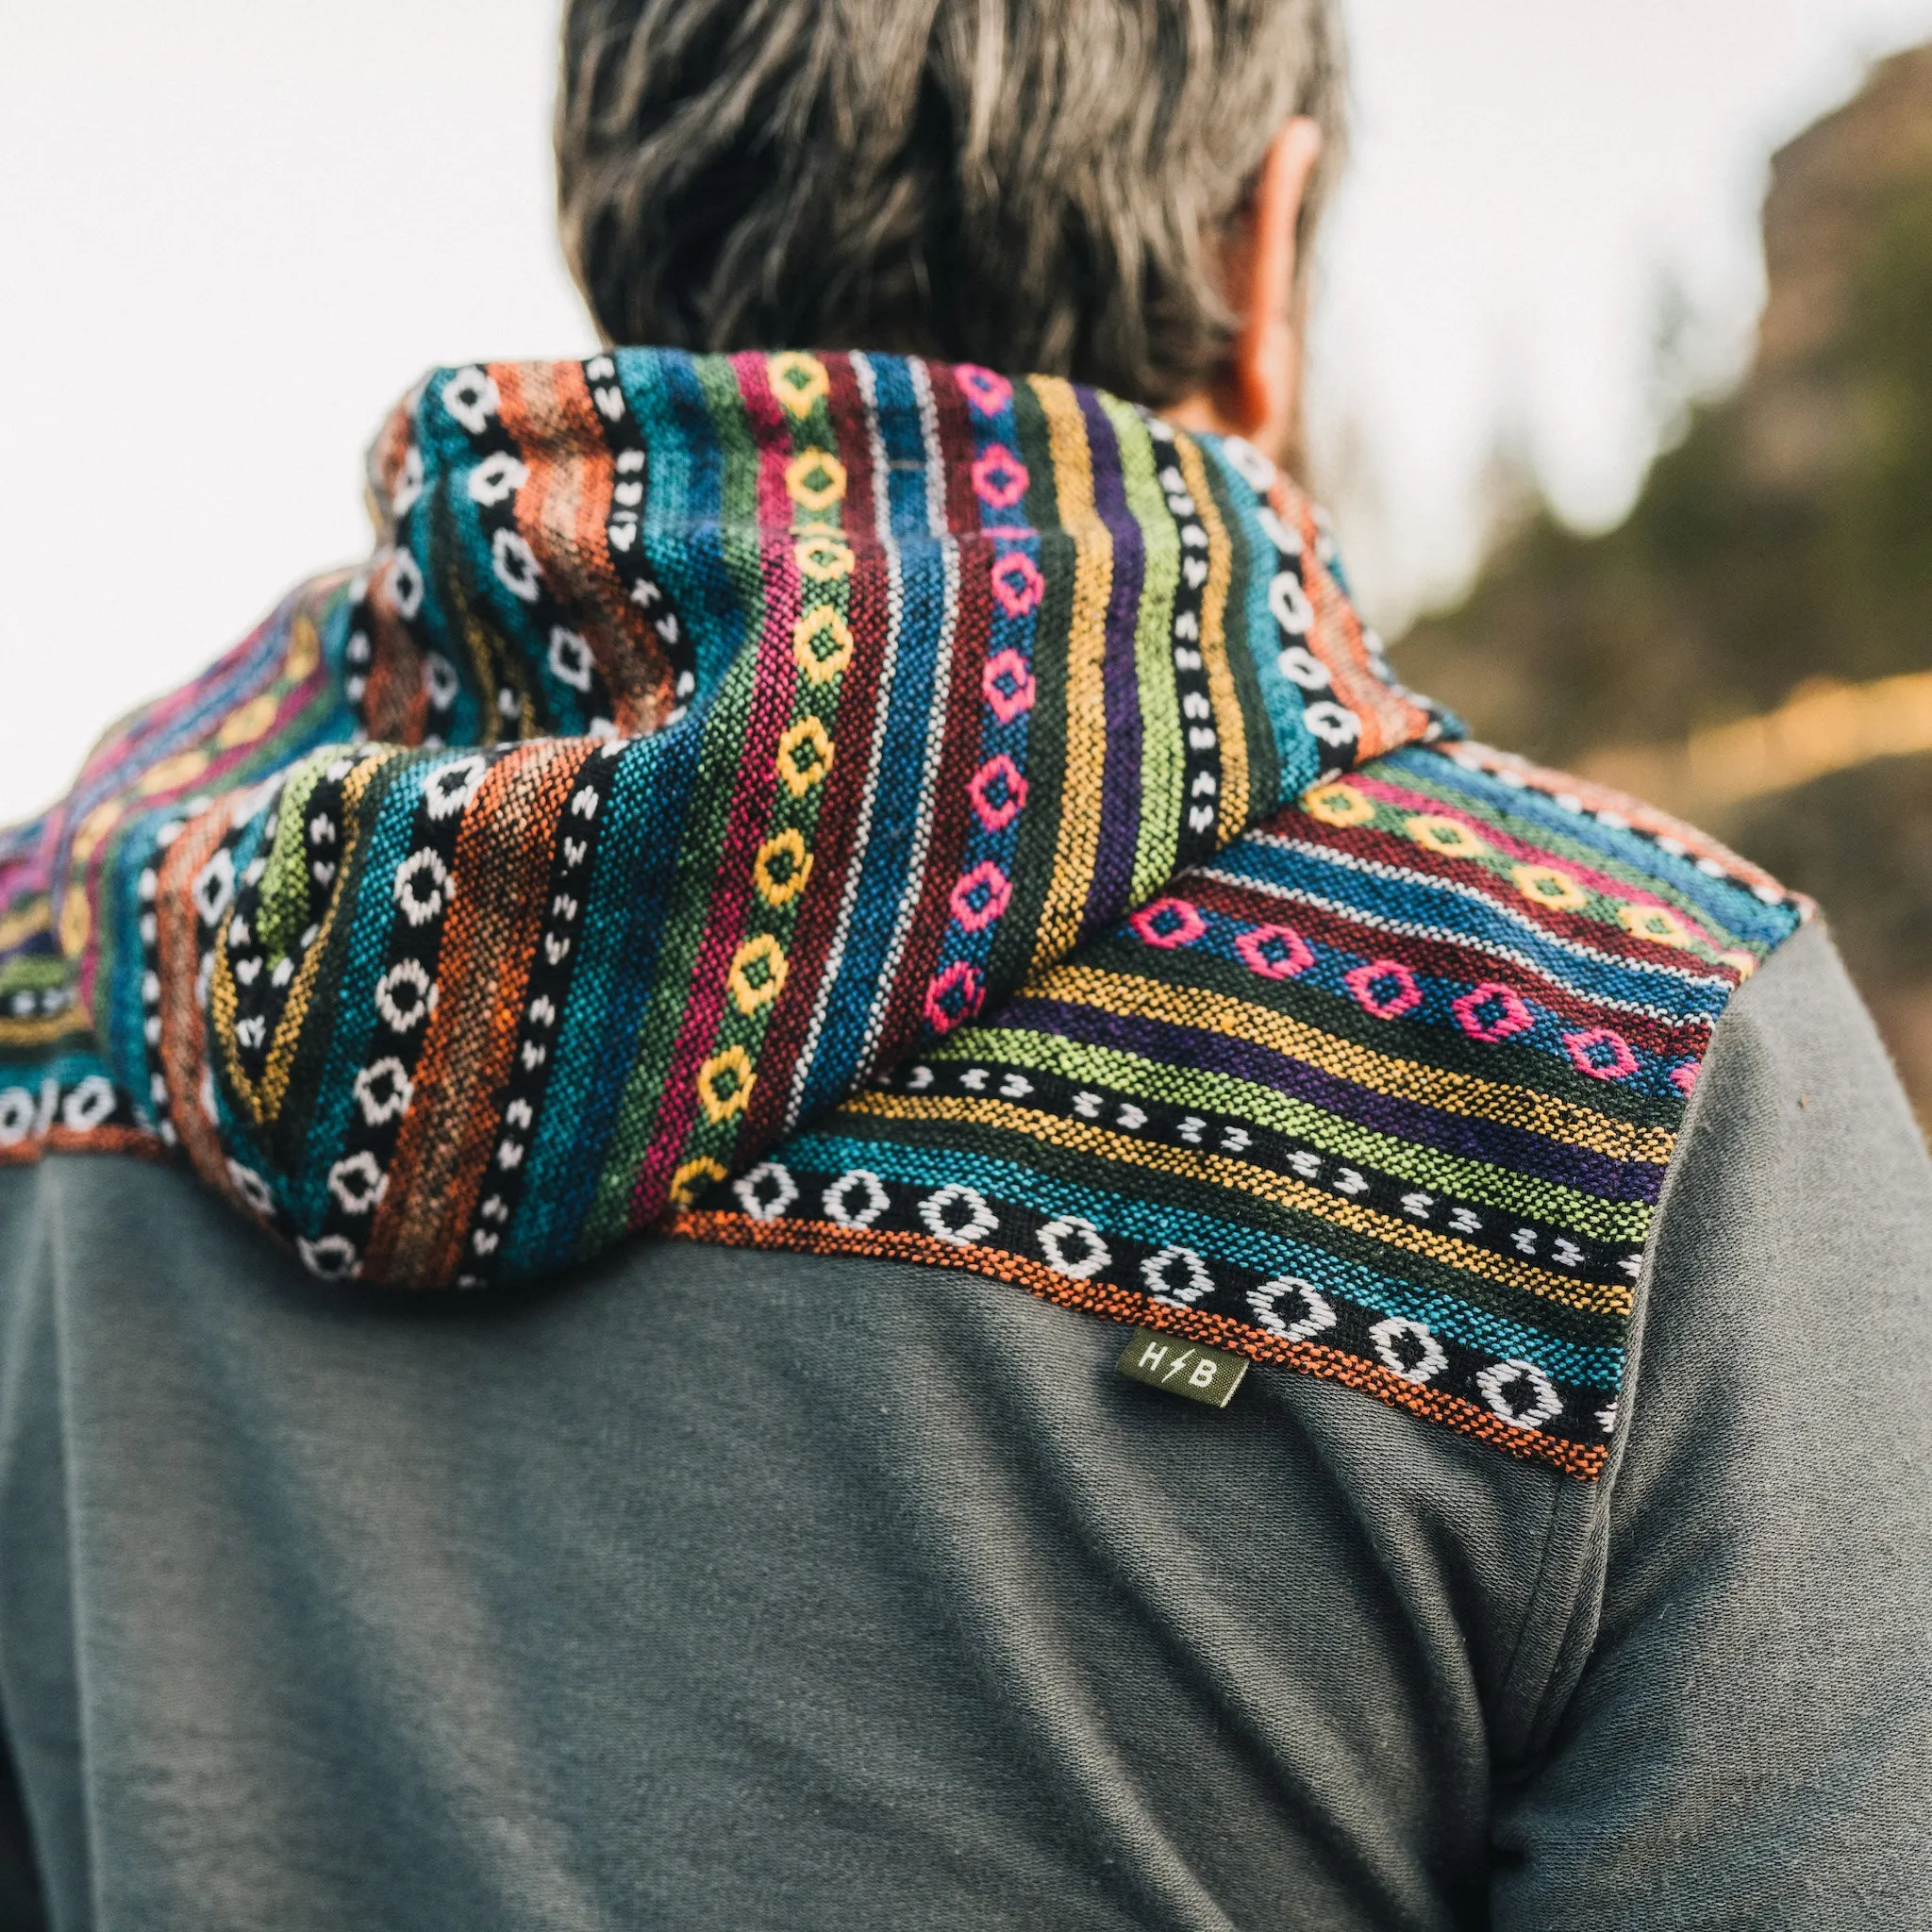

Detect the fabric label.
xmin=1115 ymin=1329 xmax=1248 ymax=1408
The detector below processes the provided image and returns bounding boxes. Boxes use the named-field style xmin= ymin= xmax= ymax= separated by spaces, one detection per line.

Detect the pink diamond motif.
xmin=1345 ymin=959 xmax=1424 ymax=1021
xmin=991 ymin=550 xmax=1045 ymax=620
xmin=1128 ymin=898 xmax=1208 ymax=950
xmin=981 ymin=649 xmax=1037 ymax=724
xmin=924 ymin=961 xmax=984 ymax=1034
xmin=957 ymin=366 xmax=1013 ymax=416
xmin=972 ymin=444 xmax=1029 ymax=511
xmin=948 ymin=861 xmax=1012 ymax=934
xmin=1562 ymin=1026 xmax=1640 ymax=1082
xmin=1235 ymin=924 xmax=1315 ymax=981
xmin=968 ymin=755 xmax=1027 ymax=832
xmin=1451 ymin=981 xmax=1535 ymax=1043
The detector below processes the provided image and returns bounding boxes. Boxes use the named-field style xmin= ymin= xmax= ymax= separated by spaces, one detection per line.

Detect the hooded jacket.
xmin=0 ymin=351 xmax=1928 ymax=1930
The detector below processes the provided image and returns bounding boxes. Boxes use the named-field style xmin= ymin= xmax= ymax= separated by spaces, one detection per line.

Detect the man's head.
xmin=556 ymin=0 xmax=1347 ymax=457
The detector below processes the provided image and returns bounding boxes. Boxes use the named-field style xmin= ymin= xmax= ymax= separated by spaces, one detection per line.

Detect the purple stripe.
xmin=1076 ymin=390 xmax=1146 ymax=938
xmin=1002 ymin=995 xmax=1667 ymax=1208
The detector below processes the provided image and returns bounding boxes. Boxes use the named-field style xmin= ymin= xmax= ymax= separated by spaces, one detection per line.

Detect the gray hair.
xmin=556 ymin=0 xmax=1348 ymax=404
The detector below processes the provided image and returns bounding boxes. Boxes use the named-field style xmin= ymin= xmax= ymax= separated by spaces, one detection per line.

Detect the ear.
xmin=1163 ymin=116 xmax=1325 ymax=464
xmin=1228 ymin=116 xmax=1324 ymax=451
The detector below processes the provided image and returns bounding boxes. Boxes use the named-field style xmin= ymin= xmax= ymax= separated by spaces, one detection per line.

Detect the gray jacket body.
xmin=0 ymin=921 xmax=1928 ymax=1929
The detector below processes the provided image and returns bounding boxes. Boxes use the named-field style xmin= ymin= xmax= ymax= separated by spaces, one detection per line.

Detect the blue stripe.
xmin=1386 ymin=745 xmax=1799 ymax=952
xmin=1198 ymin=437 xmax=1319 ymax=805
xmin=509 ymin=692 xmax=708 ymax=1271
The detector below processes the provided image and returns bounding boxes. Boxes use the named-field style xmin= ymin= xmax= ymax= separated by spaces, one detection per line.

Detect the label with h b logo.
xmin=1114 ymin=1328 xmax=1248 ymax=1408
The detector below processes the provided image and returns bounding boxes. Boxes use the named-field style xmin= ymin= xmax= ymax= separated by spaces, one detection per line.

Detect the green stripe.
xmin=690 ymin=360 xmax=855 ymax=1171
xmin=1098 ymin=392 xmax=1182 ymax=901
xmin=924 ymin=1024 xmax=1654 ymax=1241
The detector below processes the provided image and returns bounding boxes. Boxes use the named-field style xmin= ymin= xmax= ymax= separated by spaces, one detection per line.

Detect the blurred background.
xmin=3 ymin=0 xmax=1930 ymax=1116
xmin=1370 ymin=31 xmax=1932 ymax=1128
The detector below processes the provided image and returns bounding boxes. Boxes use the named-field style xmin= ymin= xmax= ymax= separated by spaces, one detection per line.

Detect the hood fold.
xmin=5 ymin=348 xmax=1449 ymax=1286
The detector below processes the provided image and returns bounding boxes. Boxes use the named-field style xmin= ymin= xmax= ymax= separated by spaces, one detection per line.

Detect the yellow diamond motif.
xmin=58 ymin=890 xmax=91 ymax=960
xmin=139 ymin=749 xmax=210 ymax=797
xmin=285 ymin=614 xmax=322 ymax=681
xmin=785 ymin=448 xmax=847 ymax=513
xmin=216 ymin=691 xmax=280 ymax=750
xmin=1302 ymin=780 xmax=1376 ymax=828
xmin=669 ymin=1157 xmax=728 ymax=1207
xmin=1512 ymin=864 xmax=1590 ymax=912
xmin=753 ymin=829 xmax=813 ymax=908
xmin=71 ymin=799 xmax=124 ymax=866
xmin=1405 ymin=813 xmax=1488 ymax=858
xmin=795 ymin=534 xmax=856 ymax=582
xmin=792 ymin=606 xmax=855 ymax=685
xmin=1618 ymin=903 xmax=1692 ymax=947
xmin=696 ymin=1046 xmax=756 ymax=1124
xmin=776 ymin=716 xmax=834 ymax=797
xmin=727 ymin=933 xmax=790 ymax=1015
xmin=769 ymin=352 xmax=831 ymax=420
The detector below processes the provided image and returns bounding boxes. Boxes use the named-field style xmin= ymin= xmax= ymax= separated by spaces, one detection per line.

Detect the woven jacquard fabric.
xmin=0 ymin=350 xmax=1804 ymax=1474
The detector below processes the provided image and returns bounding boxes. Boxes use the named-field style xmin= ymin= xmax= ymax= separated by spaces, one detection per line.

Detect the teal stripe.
xmin=782 ymin=1129 xmax=1624 ymax=1386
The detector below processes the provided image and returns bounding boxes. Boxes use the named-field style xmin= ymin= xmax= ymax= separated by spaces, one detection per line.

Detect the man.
xmin=1 ymin=1 xmax=1927 ymax=1924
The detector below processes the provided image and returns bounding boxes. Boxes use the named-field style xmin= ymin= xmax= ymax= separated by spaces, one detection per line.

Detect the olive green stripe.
xmin=932 ymin=1024 xmax=1653 ymax=1241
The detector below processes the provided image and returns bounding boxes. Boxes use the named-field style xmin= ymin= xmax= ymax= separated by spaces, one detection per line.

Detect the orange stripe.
xmin=668 ymin=1210 xmax=1606 ymax=1480
xmin=155 ymin=806 xmax=235 ymax=1196
xmin=498 ymin=362 xmax=670 ymax=734
xmin=1026 ymin=375 xmax=1115 ymax=969
xmin=363 ymin=741 xmax=592 ymax=1282
xmin=0 ymin=1125 xmax=163 ymax=1168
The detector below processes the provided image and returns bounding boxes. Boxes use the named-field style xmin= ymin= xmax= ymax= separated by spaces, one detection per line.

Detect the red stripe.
xmin=627 ymin=356 xmax=803 ymax=1217
xmin=741 ymin=353 xmax=889 ymax=1143
xmin=1183 ymin=871 xmax=1711 ymax=1054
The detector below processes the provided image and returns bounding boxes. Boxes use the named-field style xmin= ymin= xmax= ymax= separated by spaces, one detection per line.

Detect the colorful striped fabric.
xmin=0 ymin=350 xmax=1804 ymax=1474
xmin=676 ymin=740 xmax=1804 ymax=1478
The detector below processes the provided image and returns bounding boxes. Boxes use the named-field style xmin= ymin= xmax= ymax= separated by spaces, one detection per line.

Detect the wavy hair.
xmin=556 ymin=0 xmax=1347 ymax=403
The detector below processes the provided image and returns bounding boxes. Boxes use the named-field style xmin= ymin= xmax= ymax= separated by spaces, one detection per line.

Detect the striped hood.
xmin=1 ymin=350 xmax=1449 ymax=1289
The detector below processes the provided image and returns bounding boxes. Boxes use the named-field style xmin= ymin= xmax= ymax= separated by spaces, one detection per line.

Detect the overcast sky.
xmin=5 ymin=0 xmax=1932 ymax=823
